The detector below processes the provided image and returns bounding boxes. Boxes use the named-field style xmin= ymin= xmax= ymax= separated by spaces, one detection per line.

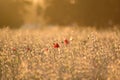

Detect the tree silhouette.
xmin=0 ymin=0 xmax=32 ymax=28
xmin=44 ymin=0 xmax=73 ymax=25
xmin=44 ymin=0 xmax=120 ymax=27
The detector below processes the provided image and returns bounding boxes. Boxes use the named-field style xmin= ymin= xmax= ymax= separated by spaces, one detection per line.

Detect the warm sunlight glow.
xmin=33 ymin=0 xmax=44 ymax=6
xmin=33 ymin=0 xmax=37 ymax=2
xmin=33 ymin=0 xmax=43 ymax=3
xmin=39 ymin=0 xmax=44 ymax=7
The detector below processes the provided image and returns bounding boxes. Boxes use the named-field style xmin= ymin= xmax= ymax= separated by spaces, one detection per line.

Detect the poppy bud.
xmin=27 ymin=47 xmax=30 ymax=51
xmin=44 ymin=48 xmax=48 ymax=51
xmin=64 ymin=39 xmax=69 ymax=45
xmin=12 ymin=48 xmax=16 ymax=51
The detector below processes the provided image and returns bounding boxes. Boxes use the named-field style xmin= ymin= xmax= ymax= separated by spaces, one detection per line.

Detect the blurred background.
xmin=0 ymin=0 xmax=120 ymax=29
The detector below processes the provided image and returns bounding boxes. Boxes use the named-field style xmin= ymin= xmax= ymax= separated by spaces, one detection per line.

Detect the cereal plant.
xmin=0 ymin=27 xmax=120 ymax=80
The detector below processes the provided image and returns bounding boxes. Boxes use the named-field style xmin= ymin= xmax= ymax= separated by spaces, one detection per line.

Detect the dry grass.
xmin=0 ymin=27 xmax=120 ymax=80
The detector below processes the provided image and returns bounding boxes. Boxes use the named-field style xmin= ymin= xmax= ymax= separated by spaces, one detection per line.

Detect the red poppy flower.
xmin=64 ymin=39 xmax=69 ymax=45
xmin=53 ymin=43 xmax=60 ymax=48
xmin=12 ymin=48 xmax=16 ymax=51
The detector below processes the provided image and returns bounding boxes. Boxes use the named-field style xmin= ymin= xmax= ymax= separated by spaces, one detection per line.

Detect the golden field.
xmin=0 ymin=27 xmax=120 ymax=80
